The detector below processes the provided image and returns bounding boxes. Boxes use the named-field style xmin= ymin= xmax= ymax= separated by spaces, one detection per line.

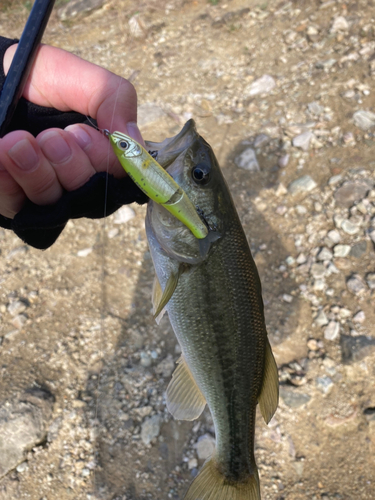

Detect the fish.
xmin=109 ymin=131 xmax=208 ymax=240
xmin=145 ymin=120 xmax=279 ymax=500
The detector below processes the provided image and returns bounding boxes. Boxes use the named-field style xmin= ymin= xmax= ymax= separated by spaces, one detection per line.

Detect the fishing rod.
xmin=0 ymin=0 xmax=56 ymax=138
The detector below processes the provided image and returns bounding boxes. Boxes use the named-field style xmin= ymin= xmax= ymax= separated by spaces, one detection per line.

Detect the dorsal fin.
xmin=258 ymin=339 xmax=279 ymax=424
xmin=166 ymin=356 xmax=206 ymax=421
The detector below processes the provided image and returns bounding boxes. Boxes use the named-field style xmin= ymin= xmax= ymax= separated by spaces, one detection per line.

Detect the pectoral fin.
xmin=153 ymin=266 xmax=183 ymax=320
xmin=258 ymin=339 xmax=279 ymax=425
xmin=166 ymin=356 xmax=206 ymax=421
xmin=152 ymin=276 xmax=166 ymax=324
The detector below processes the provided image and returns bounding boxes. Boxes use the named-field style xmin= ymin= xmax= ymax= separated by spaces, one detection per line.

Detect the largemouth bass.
xmin=145 ymin=120 xmax=279 ymax=500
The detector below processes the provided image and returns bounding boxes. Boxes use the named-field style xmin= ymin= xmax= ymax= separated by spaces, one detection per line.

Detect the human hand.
xmin=0 ymin=43 xmax=143 ymax=219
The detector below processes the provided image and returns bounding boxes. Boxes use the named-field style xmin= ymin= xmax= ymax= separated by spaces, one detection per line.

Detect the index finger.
xmin=3 ymin=44 xmax=143 ymax=144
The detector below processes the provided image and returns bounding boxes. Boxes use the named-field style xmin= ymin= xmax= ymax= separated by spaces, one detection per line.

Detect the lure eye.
xmin=118 ymin=140 xmax=129 ymax=150
xmin=192 ymin=163 xmax=210 ymax=185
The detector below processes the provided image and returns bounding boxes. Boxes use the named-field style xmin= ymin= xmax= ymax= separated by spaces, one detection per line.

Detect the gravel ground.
xmin=1 ymin=1 xmax=375 ymax=499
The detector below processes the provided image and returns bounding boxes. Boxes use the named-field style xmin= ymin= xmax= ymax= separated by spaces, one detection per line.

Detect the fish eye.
xmin=118 ymin=139 xmax=129 ymax=150
xmin=191 ymin=163 xmax=210 ymax=185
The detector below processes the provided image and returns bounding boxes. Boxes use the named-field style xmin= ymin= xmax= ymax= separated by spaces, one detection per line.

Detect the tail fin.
xmin=184 ymin=458 xmax=260 ymax=500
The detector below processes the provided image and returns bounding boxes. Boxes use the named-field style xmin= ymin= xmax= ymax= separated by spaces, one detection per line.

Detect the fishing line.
xmin=92 ymin=76 xmax=124 ymax=492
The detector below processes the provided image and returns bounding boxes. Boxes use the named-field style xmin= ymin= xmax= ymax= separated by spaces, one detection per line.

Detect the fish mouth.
xmin=145 ymin=119 xmax=199 ymax=169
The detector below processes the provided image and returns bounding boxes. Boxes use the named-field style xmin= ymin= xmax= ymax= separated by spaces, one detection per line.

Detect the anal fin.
xmin=258 ymin=339 xmax=279 ymax=425
xmin=166 ymin=355 xmax=206 ymax=421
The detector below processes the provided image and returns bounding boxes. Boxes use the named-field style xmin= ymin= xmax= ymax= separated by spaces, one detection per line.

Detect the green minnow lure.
xmin=109 ymin=131 xmax=208 ymax=240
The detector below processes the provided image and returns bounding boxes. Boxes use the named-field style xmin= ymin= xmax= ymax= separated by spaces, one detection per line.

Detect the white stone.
xmin=292 ymin=131 xmax=314 ymax=151
xmin=246 ymin=74 xmax=276 ymax=96
xmin=341 ymin=220 xmax=360 ymax=235
xmin=327 ymin=230 xmax=341 ymax=244
xmin=141 ymin=415 xmax=162 ymax=445
xmin=324 ymin=321 xmax=340 ymax=341
xmin=77 ymin=248 xmax=92 ymax=257
xmin=195 ymin=434 xmax=215 ymax=460
xmin=353 ymin=310 xmax=365 ymax=323
xmin=235 ymin=148 xmax=260 ymax=171
xmin=288 ymin=175 xmax=317 ymax=194
xmin=317 ymin=247 xmax=333 ymax=261
xmin=333 ymin=244 xmax=351 ymax=257
xmin=353 ymin=110 xmax=375 ymax=130
xmin=114 ymin=206 xmax=135 ymax=224
xmin=331 ymin=16 xmax=349 ymax=33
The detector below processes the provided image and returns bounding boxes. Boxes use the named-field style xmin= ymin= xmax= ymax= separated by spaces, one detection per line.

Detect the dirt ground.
xmin=0 ymin=0 xmax=375 ymax=499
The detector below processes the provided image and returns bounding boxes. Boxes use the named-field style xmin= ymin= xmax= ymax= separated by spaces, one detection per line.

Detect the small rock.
xmin=57 ymin=0 xmax=105 ymax=21
xmin=326 ymin=229 xmax=341 ymax=245
xmin=253 ymin=134 xmax=270 ymax=148
xmin=280 ymin=387 xmax=311 ymax=408
xmin=334 ymin=180 xmax=372 ymax=207
xmin=353 ymin=110 xmax=375 ymax=131
xmin=292 ymin=131 xmax=314 ymax=151
xmin=307 ymin=101 xmax=324 ymax=116
xmin=246 ymin=74 xmax=276 ymax=96
xmin=315 ymin=309 xmax=329 ymax=327
xmin=366 ymin=273 xmax=375 ymax=290
xmin=333 ymin=244 xmax=351 ymax=258
xmin=11 ymin=314 xmax=27 ymax=329
xmin=114 ymin=206 xmax=135 ymax=224
xmin=275 ymin=183 xmax=288 ymax=196
xmin=0 ymin=389 xmax=54 ymax=479
xmin=288 ymin=175 xmax=317 ymax=195
xmin=141 ymin=415 xmax=162 ymax=445
xmin=353 ymin=310 xmax=365 ymax=323
xmin=341 ymin=335 xmax=375 ymax=363
xmin=296 ymin=253 xmax=307 ymax=264
xmin=328 ymin=174 xmax=343 ymax=186
xmin=316 ymin=376 xmax=334 ymax=394
xmin=188 ymin=458 xmax=198 ymax=470
xmin=295 ymin=205 xmax=307 ymax=215
xmin=307 ymin=339 xmax=319 ymax=351
xmin=278 ymin=154 xmax=290 ymax=168
xmin=324 ymin=321 xmax=340 ymax=341
xmin=282 ymin=294 xmax=293 ymax=303
xmin=346 ymin=275 xmax=367 ymax=296
xmin=317 ymin=247 xmax=333 ymax=261
xmin=349 ymin=241 xmax=367 ymax=258
xmin=195 ymin=434 xmax=216 ymax=460
xmin=77 ymin=248 xmax=92 ymax=257
xmin=16 ymin=461 xmax=28 ymax=473
xmin=341 ymin=220 xmax=360 ymax=235
xmin=155 ymin=354 xmax=175 ymax=378
xmin=7 ymin=300 xmax=28 ymax=317
xmin=235 ymin=148 xmax=260 ymax=171
xmin=310 ymin=263 xmax=326 ymax=279
xmin=330 ymin=16 xmax=349 ymax=33
xmin=339 ymin=308 xmax=351 ymax=319
xmin=313 ymin=279 xmax=325 ymax=291
xmin=140 ymin=352 xmax=152 ymax=368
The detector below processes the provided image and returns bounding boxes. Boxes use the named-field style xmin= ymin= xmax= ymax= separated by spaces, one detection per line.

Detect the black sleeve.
xmin=0 ymin=37 xmax=148 ymax=250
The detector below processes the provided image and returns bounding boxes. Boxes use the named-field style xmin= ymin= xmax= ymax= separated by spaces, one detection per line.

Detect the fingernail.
xmin=8 ymin=139 xmax=39 ymax=171
xmin=65 ymin=125 xmax=92 ymax=150
xmin=127 ymin=122 xmax=144 ymax=146
xmin=40 ymin=131 xmax=72 ymax=163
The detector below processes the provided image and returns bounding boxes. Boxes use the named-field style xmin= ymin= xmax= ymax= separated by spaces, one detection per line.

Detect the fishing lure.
xmin=108 ymin=130 xmax=209 ymax=240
